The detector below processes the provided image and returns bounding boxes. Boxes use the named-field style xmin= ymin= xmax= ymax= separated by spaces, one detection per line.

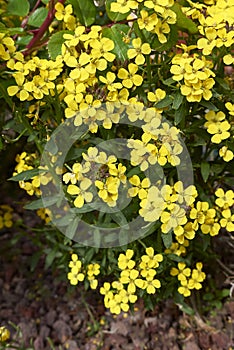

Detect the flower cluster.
xmin=170 ymin=51 xmax=215 ymax=102
xmin=194 ymin=0 xmax=234 ymax=56
xmin=171 ymin=262 xmax=206 ymax=297
xmin=67 ymin=253 xmax=100 ymax=290
xmin=100 ymin=248 xmax=163 ymax=314
xmin=13 ymin=152 xmax=41 ymax=196
xmin=111 ymin=0 xmax=176 ymax=43
xmin=215 ymin=188 xmax=234 ymax=233
xmin=0 ymin=205 xmax=13 ymax=229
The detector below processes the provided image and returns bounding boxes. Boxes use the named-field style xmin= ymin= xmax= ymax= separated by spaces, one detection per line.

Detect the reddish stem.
xmin=23 ymin=0 xmax=66 ymax=56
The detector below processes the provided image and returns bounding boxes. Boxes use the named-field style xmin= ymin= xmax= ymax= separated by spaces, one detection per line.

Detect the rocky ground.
xmin=0 ymin=187 xmax=233 ymax=350
xmin=0 ymin=230 xmax=233 ymax=350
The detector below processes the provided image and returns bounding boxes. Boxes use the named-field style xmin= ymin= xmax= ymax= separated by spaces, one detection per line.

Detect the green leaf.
xmin=0 ymin=26 xmax=24 ymax=34
xmin=68 ymin=0 xmax=96 ymax=26
xmin=161 ymin=232 xmax=172 ymax=249
xmin=24 ymin=196 xmax=59 ymax=210
xmin=172 ymin=3 xmax=198 ymax=34
xmin=45 ymin=249 xmax=61 ymax=269
xmin=201 ymin=161 xmax=210 ymax=182
xmin=200 ymin=100 xmax=218 ymax=111
xmin=27 ymin=7 xmax=48 ymax=27
xmin=7 ymin=0 xmax=30 ymax=17
xmin=105 ymin=0 xmax=130 ymax=21
xmin=215 ymin=77 xmax=230 ymax=90
xmin=167 ymin=254 xmax=184 ymax=262
xmin=155 ymin=95 xmax=173 ymax=109
xmin=8 ymin=169 xmax=42 ymax=182
xmin=172 ymin=91 xmax=184 ymax=110
xmin=174 ymin=100 xmax=188 ymax=125
xmin=65 ymin=216 xmax=81 ymax=240
xmin=48 ymin=30 xmax=72 ymax=59
xmin=102 ymin=24 xmax=130 ymax=62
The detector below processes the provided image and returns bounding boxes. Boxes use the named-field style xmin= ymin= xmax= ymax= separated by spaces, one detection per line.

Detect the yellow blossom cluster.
xmin=0 ymin=205 xmax=13 ymax=229
xmin=139 ymin=181 xmax=197 ymax=243
xmin=170 ymin=51 xmax=215 ymax=102
xmin=100 ymin=247 xmax=163 ymax=314
xmin=63 ymin=146 xmax=126 ymax=208
xmin=111 ymin=0 xmax=176 ymax=43
xmin=54 ymin=2 xmax=77 ymax=30
xmin=36 ymin=208 xmax=52 ymax=224
xmin=13 ymin=152 xmax=51 ymax=196
xmin=171 ymin=262 xmax=206 ymax=297
xmin=67 ymin=253 xmax=100 ymax=290
xmin=127 ymin=115 xmax=183 ymax=170
xmin=7 ymin=54 xmax=63 ymax=101
xmin=215 ymin=188 xmax=234 ymax=233
xmin=194 ymin=0 xmax=234 ymax=56
xmin=13 ymin=152 xmax=41 ymax=196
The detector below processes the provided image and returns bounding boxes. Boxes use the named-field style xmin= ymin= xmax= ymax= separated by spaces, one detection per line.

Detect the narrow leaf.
xmin=201 ymin=161 xmax=210 ymax=183
xmin=8 ymin=169 xmax=42 ymax=182
xmin=162 ymin=231 xmax=172 ymax=249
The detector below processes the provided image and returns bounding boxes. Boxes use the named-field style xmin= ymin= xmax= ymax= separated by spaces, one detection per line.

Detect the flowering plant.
xmin=0 ymin=0 xmax=233 ymax=315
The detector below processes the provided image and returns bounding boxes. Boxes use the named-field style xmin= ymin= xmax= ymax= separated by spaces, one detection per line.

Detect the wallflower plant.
xmin=0 ymin=0 xmax=233 ymax=317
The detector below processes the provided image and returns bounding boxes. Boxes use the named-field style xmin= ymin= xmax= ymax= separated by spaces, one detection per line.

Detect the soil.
xmin=0 ymin=188 xmax=234 ymax=350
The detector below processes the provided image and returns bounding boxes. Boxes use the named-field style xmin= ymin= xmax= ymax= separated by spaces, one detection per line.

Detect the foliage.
xmin=0 ymin=0 xmax=233 ymax=325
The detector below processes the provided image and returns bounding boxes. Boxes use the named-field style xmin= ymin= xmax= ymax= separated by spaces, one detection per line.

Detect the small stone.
xmin=46 ymin=310 xmax=57 ymax=326
xmin=64 ymin=339 xmax=80 ymax=350
xmin=183 ymin=341 xmax=201 ymax=350
xmin=53 ymin=320 xmax=72 ymax=343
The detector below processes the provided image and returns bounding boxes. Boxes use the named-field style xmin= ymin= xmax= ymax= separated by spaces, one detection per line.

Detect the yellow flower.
xmin=0 ymin=326 xmax=10 ymax=342
xmin=99 ymin=72 xmax=122 ymax=91
xmin=219 ymin=146 xmax=233 ymax=162
xmin=147 ymin=88 xmax=166 ymax=103
xmin=173 ymin=181 xmax=198 ymax=206
xmin=220 ymin=209 xmax=234 ymax=232
xmin=128 ymin=175 xmax=151 ymax=199
xmin=67 ymin=178 xmax=93 ymax=208
xmin=225 ymin=101 xmax=234 ymax=116
xmin=55 ymin=3 xmax=73 ymax=21
xmin=207 ymin=120 xmax=231 ymax=144
xmin=178 ymin=279 xmax=191 ymax=297
xmin=223 ymin=54 xmax=234 ymax=65
xmin=91 ymin=37 xmax=115 ymax=62
xmin=215 ymin=188 xmax=234 ymax=208
xmin=161 ymin=204 xmax=187 ymax=233
xmin=154 ymin=19 xmax=170 ymax=43
xmin=95 ymin=176 xmax=119 ymax=207
xmin=127 ymin=38 xmax=151 ymax=65
xmin=170 ymin=262 xmax=191 ymax=281
xmin=118 ymin=63 xmax=143 ymax=88
xmin=111 ymin=0 xmax=138 ymax=14
xmin=118 ymin=249 xmax=135 ymax=270
xmin=137 ymin=10 xmax=158 ymax=31
xmin=197 ymin=27 xmax=217 ymax=55
xmin=143 ymin=276 xmax=161 ymax=294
